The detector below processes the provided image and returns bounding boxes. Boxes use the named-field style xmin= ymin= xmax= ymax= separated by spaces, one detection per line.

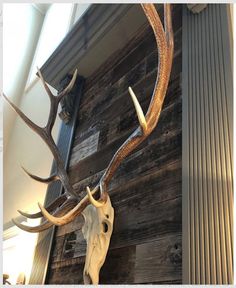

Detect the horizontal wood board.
xmin=46 ymin=4 xmax=182 ymax=284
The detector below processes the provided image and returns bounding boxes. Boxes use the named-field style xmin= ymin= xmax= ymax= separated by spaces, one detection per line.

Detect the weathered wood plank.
xmin=70 ymin=131 xmax=100 ymax=166
xmin=69 ymin=97 xmax=181 ymax=185
xmin=83 ymin=4 xmax=182 ymax=97
xmin=111 ymin=196 xmax=182 ymax=249
xmin=73 ymin=52 xmax=181 ymax=144
xmin=47 ymin=261 xmax=84 ymax=284
xmin=50 ymin=159 xmax=181 ymax=263
xmin=48 ymin=4 xmax=182 ymax=284
xmin=134 ymin=233 xmax=182 ymax=283
xmin=49 ymin=245 xmax=136 ymax=284
xmin=100 ymin=245 xmax=136 ymax=284
xmin=72 ymin=63 xmax=181 ymax=147
xmin=61 ymin=230 xmax=87 ymax=260
xmin=50 ymin=234 xmax=64 ymax=263
xmin=49 ymin=233 xmax=181 ymax=284
xmin=73 ymin=19 xmax=182 ymax=141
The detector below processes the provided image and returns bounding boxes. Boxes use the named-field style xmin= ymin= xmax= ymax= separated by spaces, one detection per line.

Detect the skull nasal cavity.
xmin=102 ymin=222 xmax=109 ymax=233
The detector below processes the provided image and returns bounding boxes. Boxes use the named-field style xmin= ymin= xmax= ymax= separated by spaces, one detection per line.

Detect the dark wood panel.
xmin=48 ymin=233 xmax=181 ymax=284
xmin=134 ymin=233 xmax=182 ymax=283
xmin=69 ymin=94 xmax=181 ymax=187
xmin=51 ymin=159 xmax=181 ymax=263
xmin=47 ymin=262 xmax=84 ymax=284
xmin=100 ymin=245 xmax=136 ymax=284
xmin=47 ymin=4 xmax=182 ymax=284
xmin=71 ymin=70 xmax=181 ymax=159
xmin=73 ymin=42 xmax=181 ymax=144
xmin=111 ymin=196 xmax=182 ymax=249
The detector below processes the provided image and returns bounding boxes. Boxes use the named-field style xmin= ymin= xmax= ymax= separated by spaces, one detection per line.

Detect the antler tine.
xmin=128 ymin=86 xmax=147 ymax=134
xmin=86 ymin=186 xmax=104 ymax=208
xmin=3 ymin=93 xmax=43 ymax=137
xmin=21 ymin=165 xmax=59 ymax=184
xmin=13 ymin=197 xmax=78 ymax=232
xmin=12 ymin=218 xmax=53 ymax=233
xmin=57 ymin=69 xmax=78 ymax=103
xmin=4 ymin=67 xmax=78 ymax=198
xmin=37 ymin=67 xmax=77 ymax=133
xmin=37 ymin=67 xmax=54 ymax=101
xmin=37 ymin=186 xmax=100 ymax=225
xmin=37 ymin=67 xmax=77 ymax=103
xmin=17 ymin=194 xmax=67 ymax=219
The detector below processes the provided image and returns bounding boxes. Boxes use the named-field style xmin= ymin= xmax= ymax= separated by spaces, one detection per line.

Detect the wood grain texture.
xmin=100 ymin=245 xmax=136 ymax=284
xmin=70 ymin=131 xmax=100 ymax=166
xmin=47 ymin=4 xmax=182 ymax=284
xmin=134 ymin=233 xmax=182 ymax=283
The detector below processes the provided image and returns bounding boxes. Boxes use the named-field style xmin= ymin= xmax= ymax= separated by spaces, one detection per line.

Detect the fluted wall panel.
xmin=182 ymin=4 xmax=233 ymax=284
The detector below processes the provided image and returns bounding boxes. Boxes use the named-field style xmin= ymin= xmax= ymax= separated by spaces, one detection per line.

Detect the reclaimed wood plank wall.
xmin=46 ymin=4 xmax=182 ymax=284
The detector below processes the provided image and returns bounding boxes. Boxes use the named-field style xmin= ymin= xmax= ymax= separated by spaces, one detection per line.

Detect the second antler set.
xmin=4 ymin=3 xmax=174 ymax=284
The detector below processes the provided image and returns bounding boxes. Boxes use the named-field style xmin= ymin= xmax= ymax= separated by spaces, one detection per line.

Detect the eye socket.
xmin=102 ymin=221 xmax=109 ymax=233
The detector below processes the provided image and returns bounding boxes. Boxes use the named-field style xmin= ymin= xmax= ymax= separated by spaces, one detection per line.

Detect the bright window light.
xmin=3 ymin=4 xmax=34 ymax=96
xmin=28 ymin=3 xmax=73 ymax=84
xmin=3 ymin=219 xmax=40 ymax=284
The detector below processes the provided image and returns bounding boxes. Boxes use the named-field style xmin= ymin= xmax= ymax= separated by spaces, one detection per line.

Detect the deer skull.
xmin=82 ymin=196 xmax=114 ymax=284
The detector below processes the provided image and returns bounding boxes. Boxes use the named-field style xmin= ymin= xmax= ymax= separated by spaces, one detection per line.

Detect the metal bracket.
xmin=58 ymin=73 xmax=77 ymax=124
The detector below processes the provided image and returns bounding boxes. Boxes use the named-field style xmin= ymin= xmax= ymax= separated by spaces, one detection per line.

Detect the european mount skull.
xmin=3 ymin=3 xmax=174 ymax=284
xmin=82 ymin=196 xmax=114 ymax=284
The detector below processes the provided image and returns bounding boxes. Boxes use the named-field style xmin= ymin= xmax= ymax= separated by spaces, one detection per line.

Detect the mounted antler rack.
xmin=3 ymin=4 xmax=174 ymax=284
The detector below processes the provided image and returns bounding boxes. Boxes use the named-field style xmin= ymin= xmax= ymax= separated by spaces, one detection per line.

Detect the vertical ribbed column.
xmin=182 ymin=4 xmax=233 ymax=284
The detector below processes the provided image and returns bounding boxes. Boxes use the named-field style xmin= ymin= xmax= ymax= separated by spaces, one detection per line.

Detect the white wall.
xmin=3 ymin=4 xmax=45 ymax=152
xmin=4 ymin=79 xmax=61 ymax=224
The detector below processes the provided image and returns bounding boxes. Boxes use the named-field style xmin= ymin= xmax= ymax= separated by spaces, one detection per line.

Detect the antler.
xmin=5 ymin=4 xmax=173 ymax=232
xmin=35 ymin=4 xmax=174 ymax=227
xmin=3 ymin=68 xmax=79 ymax=231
